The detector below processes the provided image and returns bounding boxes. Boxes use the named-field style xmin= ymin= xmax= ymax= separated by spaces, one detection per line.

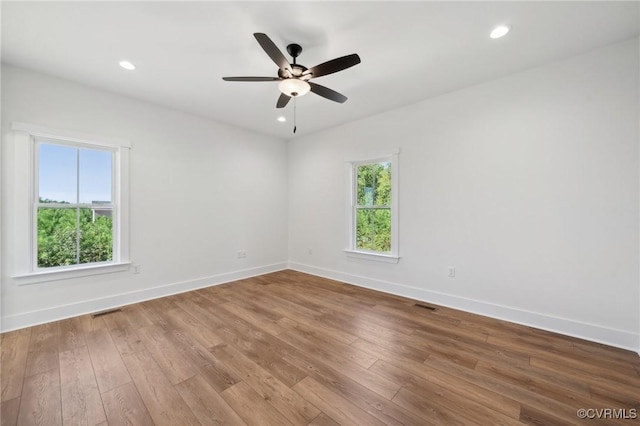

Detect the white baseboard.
xmin=1 ymin=262 xmax=288 ymax=332
xmin=288 ymin=262 xmax=640 ymax=354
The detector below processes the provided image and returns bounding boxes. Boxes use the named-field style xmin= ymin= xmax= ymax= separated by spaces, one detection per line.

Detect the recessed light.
xmin=277 ymin=116 xmax=286 ymax=122
xmin=490 ymin=25 xmax=509 ymax=39
xmin=119 ymin=60 xmax=136 ymax=70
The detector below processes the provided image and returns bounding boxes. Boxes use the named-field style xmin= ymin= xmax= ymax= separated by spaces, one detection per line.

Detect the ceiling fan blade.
xmin=309 ymin=82 xmax=348 ymax=103
xmin=222 ymin=76 xmax=280 ymax=82
xmin=276 ymin=93 xmax=291 ymax=108
xmin=254 ymin=33 xmax=291 ymax=72
xmin=303 ymin=54 xmax=361 ymax=79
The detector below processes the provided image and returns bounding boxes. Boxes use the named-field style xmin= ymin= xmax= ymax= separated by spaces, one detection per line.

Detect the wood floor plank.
xmin=121 ymin=350 xmax=200 ymax=426
xmin=165 ymin=326 xmax=222 ymax=369
xmin=572 ymin=340 xmax=640 ymax=365
xmin=414 ymin=328 xmax=530 ymax=368
xmin=218 ymin=302 xmax=286 ymax=336
xmin=175 ymin=374 xmax=247 ymax=426
xmin=278 ymin=322 xmax=378 ymax=368
xmin=424 ymin=357 xmax=582 ymax=425
xmin=351 ymin=337 xmax=428 ymax=367
xmin=58 ymin=317 xmax=87 ymax=352
xmin=410 ymin=339 xmax=479 ymax=370
xmin=210 ymin=308 xmax=314 ymax=387
xmin=173 ymin=296 xmax=227 ymax=330
xmin=371 ymin=359 xmax=522 ymax=425
xmin=319 ymin=311 xmax=427 ymax=358
xmin=282 ymin=348 xmax=426 ymax=426
xmin=71 ymin=314 xmax=108 ymax=333
xmin=24 ymin=323 xmax=59 ymax=378
xmin=474 ymin=360 xmax=593 ymax=405
xmin=137 ymin=301 xmax=175 ymax=332
xmin=107 ymin=325 xmax=145 ymax=357
xmin=17 ymin=369 xmax=62 ymax=426
xmin=254 ymin=356 xmax=308 ymax=388
xmin=277 ymin=312 xmax=357 ymax=346
xmin=484 ymin=331 xmax=576 ymax=363
xmin=85 ymin=328 xmax=131 ymax=394
xmin=292 ymin=376 xmax=387 ymax=426
xmin=588 ymin=384 xmax=640 ymax=410
xmin=529 ymin=349 xmax=638 ymax=386
xmin=59 ymin=346 xmax=106 ymax=425
xmin=302 ymin=293 xmax=417 ymax=336
xmin=278 ymin=330 xmax=400 ymax=400
xmin=1 ymin=397 xmax=21 ymax=426
xmin=518 ymin=404 xmax=574 ymax=426
xmin=530 ymin=356 xmax=640 ymax=402
xmin=221 ymin=292 xmax=287 ymax=323
xmin=391 ymin=356 xmax=521 ymax=418
xmin=102 ymin=382 xmax=154 ymax=426
xmin=308 ymin=412 xmax=341 ymax=426
xmin=372 ymin=303 xmax=468 ymax=336
xmin=120 ymin=304 xmax=154 ymax=329
xmin=100 ymin=304 xmax=146 ymax=359
xmin=392 ymin=387 xmax=476 ymax=426
xmin=1 ymin=329 xmax=31 ymax=402
xmin=100 ymin=310 xmax=131 ymax=330
xmin=210 ymin=343 xmax=320 ymax=424
xmin=198 ymin=359 xmax=243 ymax=393
xmin=165 ymin=307 xmax=224 ymax=348
xmin=193 ymin=286 xmax=230 ymax=305
xmin=136 ymin=325 xmax=199 ymax=384
xmin=350 ymin=332 xmax=430 ymax=364
xmin=220 ymin=381 xmax=294 ymax=426
xmin=256 ymin=287 xmax=328 ymax=321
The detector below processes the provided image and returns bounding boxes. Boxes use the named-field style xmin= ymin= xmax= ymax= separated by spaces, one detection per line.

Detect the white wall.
xmin=1 ymin=64 xmax=289 ymax=330
xmin=288 ymin=38 xmax=640 ymax=351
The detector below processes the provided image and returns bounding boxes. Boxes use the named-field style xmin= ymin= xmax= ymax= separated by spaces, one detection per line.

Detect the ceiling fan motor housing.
xmin=278 ymin=64 xmax=310 ymax=80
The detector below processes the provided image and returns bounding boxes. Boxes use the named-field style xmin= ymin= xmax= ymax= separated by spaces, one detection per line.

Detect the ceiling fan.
xmin=222 ymin=33 xmax=361 ymax=109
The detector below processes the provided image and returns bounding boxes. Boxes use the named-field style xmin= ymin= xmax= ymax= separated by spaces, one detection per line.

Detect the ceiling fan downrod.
xmin=287 ymin=43 xmax=303 ymax=66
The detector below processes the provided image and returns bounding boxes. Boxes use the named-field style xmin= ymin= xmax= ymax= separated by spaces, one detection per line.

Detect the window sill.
xmin=12 ymin=262 xmax=131 ymax=285
xmin=344 ymin=250 xmax=400 ymax=264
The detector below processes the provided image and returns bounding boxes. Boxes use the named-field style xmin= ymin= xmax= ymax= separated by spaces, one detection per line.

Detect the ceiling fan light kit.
xmin=223 ymin=32 xmax=361 ymax=133
xmin=278 ymin=78 xmax=310 ymax=97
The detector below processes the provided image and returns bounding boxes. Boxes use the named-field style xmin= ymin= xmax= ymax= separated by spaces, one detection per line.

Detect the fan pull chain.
xmin=293 ymin=97 xmax=297 ymax=134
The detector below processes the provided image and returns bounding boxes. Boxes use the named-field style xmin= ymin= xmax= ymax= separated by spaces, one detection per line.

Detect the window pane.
xmin=79 ymin=148 xmax=112 ymax=204
xmin=356 ymin=208 xmax=391 ymax=252
xmin=37 ymin=207 xmax=78 ymax=267
xmin=38 ymin=143 xmax=77 ymax=203
xmin=79 ymin=208 xmax=113 ymax=264
xmin=356 ymin=162 xmax=391 ymax=206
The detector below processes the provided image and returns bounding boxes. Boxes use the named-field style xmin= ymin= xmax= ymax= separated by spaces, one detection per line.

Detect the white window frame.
xmin=11 ymin=122 xmax=131 ymax=284
xmin=345 ymin=151 xmax=399 ymax=263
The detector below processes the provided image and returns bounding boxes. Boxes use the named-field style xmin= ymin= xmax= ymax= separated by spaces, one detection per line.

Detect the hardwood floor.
xmin=1 ymin=270 xmax=639 ymax=425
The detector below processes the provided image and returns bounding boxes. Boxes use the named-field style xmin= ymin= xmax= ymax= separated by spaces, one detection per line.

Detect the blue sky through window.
xmin=39 ymin=143 xmax=112 ymax=204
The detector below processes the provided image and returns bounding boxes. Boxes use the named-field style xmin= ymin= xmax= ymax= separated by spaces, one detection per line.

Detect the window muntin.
xmin=35 ymin=140 xmax=116 ymax=270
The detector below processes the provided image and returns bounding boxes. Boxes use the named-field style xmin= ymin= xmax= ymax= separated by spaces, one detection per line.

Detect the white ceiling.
xmin=2 ymin=2 xmax=638 ymax=140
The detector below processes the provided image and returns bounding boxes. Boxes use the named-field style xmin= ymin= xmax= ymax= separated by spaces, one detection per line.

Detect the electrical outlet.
xmin=448 ymin=267 xmax=455 ymax=278
xmin=133 ymin=264 xmax=141 ymax=274
xmin=236 ymin=250 xmax=247 ymax=259
xmin=308 ymin=247 xmax=313 ymax=255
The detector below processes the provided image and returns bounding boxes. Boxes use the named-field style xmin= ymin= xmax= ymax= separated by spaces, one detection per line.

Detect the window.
xmin=11 ymin=122 xmax=130 ymax=283
xmin=36 ymin=141 xmax=115 ymax=269
xmin=346 ymin=152 xmax=399 ymax=262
